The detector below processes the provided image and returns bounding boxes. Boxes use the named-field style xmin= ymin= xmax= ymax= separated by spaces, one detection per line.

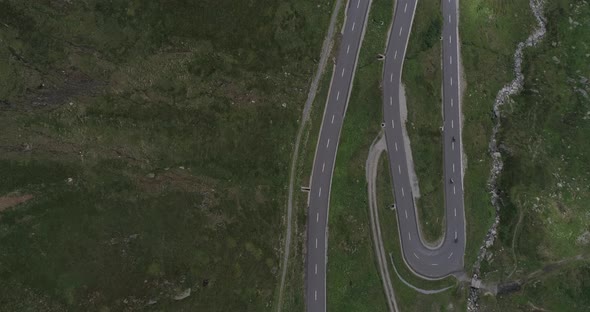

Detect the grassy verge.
xmin=325 ymin=0 xmax=394 ymax=310
xmin=402 ymin=0 xmax=445 ymax=243
xmin=0 ymin=0 xmax=335 ymax=310
xmin=375 ymin=153 xmax=467 ymax=311
xmin=459 ymin=0 xmax=537 ymax=267
xmin=476 ymin=1 xmax=590 ymax=310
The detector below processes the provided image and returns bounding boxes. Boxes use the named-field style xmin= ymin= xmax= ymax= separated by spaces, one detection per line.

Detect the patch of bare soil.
xmin=0 ymin=193 xmax=33 ymax=212
xmin=27 ymin=67 xmax=105 ymax=109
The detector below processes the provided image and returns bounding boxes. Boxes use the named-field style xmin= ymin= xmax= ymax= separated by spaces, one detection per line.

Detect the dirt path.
xmin=276 ymin=0 xmax=344 ymax=310
xmin=366 ymin=132 xmax=399 ymax=312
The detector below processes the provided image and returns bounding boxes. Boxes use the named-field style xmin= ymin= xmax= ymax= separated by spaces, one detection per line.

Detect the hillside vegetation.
xmin=0 ymin=0 xmax=334 ymax=310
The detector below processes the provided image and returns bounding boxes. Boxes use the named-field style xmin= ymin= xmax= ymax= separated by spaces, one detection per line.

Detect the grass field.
xmin=0 ymin=0 xmax=336 ymax=310
xmin=324 ymin=0 xmax=394 ymax=310
xmin=402 ymin=0 xmax=445 ymax=243
xmin=458 ymin=0 xmax=537 ymax=267
xmin=476 ymin=1 xmax=590 ymax=310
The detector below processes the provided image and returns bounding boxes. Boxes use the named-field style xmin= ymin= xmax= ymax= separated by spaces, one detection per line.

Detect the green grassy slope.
xmin=0 ymin=0 xmax=335 ymax=310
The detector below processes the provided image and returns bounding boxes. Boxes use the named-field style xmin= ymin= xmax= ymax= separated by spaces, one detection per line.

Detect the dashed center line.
xmin=316 ymin=212 xmax=319 ymax=223
xmin=408 ymin=232 xmax=412 ymax=241
xmin=314 ymin=290 xmax=317 ymax=301
xmin=453 ymin=185 xmax=456 ymax=195
xmin=413 ymin=252 xmax=420 ymax=259
xmin=391 ymin=119 xmax=395 ymax=128
xmin=401 ymin=187 xmax=405 ymax=197
xmin=322 ymin=162 xmax=325 ymax=172
xmin=452 ymin=141 xmax=455 ymax=151
xmin=357 ymin=0 xmax=361 ymax=8
xmin=404 ymin=3 xmax=408 ymax=12
xmin=448 ymin=252 xmax=454 ymax=259
xmin=450 ymin=55 xmax=453 ymax=64
xmin=352 ymin=22 xmax=356 ymax=31
xmin=451 ymin=98 xmax=454 ymax=107
xmin=454 ymin=207 xmax=457 ymax=217
xmin=326 ymin=138 xmax=330 ymax=148
xmin=394 ymin=50 xmax=398 ymax=60
xmin=404 ymin=209 xmax=408 ymax=219
xmin=448 ymin=15 xmax=451 ymax=23
xmin=450 ymin=76 xmax=453 ymax=86
xmin=331 ymin=114 xmax=335 ymax=124
xmin=315 ymin=238 xmax=318 ymax=248
xmin=315 ymin=263 xmax=318 ymax=274
xmin=453 ymin=163 xmax=455 ymax=173
xmin=390 ymin=73 xmax=393 ymax=82
xmin=336 ymin=91 xmax=340 ymax=101
xmin=389 ymin=96 xmax=393 ymax=106
xmin=318 ymin=187 xmax=322 ymax=197
xmin=398 ymin=165 xmax=401 ymax=174
xmin=341 ymin=67 xmax=346 ymax=77
xmin=347 ymin=44 xmax=350 ymax=54
xmin=395 ymin=142 xmax=398 ymax=151
xmin=399 ymin=27 xmax=403 ymax=37
xmin=449 ymin=35 xmax=452 ymax=43
xmin=451 ymin=119 xmax=454 ymax=128
xmin=431 ymin=263 xmax=439 ymax=266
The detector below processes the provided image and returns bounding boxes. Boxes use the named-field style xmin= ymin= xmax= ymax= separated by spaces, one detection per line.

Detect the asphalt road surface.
xmin=381 ymin=0 xmax=465 ymax=278
xmin=305 ymin=0 xmax=372 ymax=311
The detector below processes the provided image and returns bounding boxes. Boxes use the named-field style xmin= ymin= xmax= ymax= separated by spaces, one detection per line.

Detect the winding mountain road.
xmin=305 ymin=0 xmax=372 ymax=311
xmin=381 ymin=0 xmax=465 ymax=278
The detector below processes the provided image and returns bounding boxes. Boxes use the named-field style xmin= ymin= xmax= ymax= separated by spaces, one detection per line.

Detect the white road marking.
xmin=398 ymin=165 xmax=401 ymax=174
xmin=319 ymin=187 xmax=322 ymax=197
xmin=394 ymin=50 xmax=398 ymax=60
xmin=453 ymin=185 xmax=456 ymax=194
xmin=316 ymin=212 xmax=319 ymax=223
xmin=404 ymin=3 xmax=408 ymax=12
xmin=322 ymin=162 xmax=325 ymax=172
xmin=352 ymin=22 xmax=356 ymax=31
xmin=408 ymin=232 xmax=412 ymax=241
xmin=413 ymin=252 xmax=420 ymax=259
xmin=448 ymin=15 xmax=451 ymax=23
xmin=331 ymin=114 xmax=335 ymax=124
xmin=326 ymin=138 xmax=330 ymax=148
xmin=405 ymin=210 xmax=408 ymax=219
xmin=389 ymin=96 xmax=393 ymax=106
xmin=391 ymin=119 xmax=395 ymax=128
xmin=449 ymin=35 xmax=451 ymax=43
xmin=431 ymin=263 xmax=439 ymax=266
xmin=315 ymin=290 xmax=317 ymax=301
xmin=448 ymin=252 xmax=454 ymax=259
xmin=451 ymin=98 xmax=454 ymax=107
xmin=315 ymin=263 xmax=318 ymax=274
xmin=452 ymin=141 xmax=455 ymax=151
xmin=454 ymin=207 xmax=457 ymax=217
xmin=395 ymin=142 xmax=398 ymax=151
xmin=451 ymin=76 xmax=453 ymax=86
xmin=357 ymin=0 xmax=361 ymax=8
xmin=453 ymin=163 xmax=455 ymax=173
xmin=336 ymin=91 xmax=340 ymax=101
xmin=347 ymin=44 xmax=350 ymax=54
xmin=390 ymin=73 xmax=393 ymax=82
xmin=341 ymin=67 xmax=345 ymax=77
xmin=451 ymin=119 xmax=454 ymax=128
xmin=401 ymin=187 xmax=405 ymax=197
xmin=315 ymin=238 xmax=318 ymax=248
xmin=399 ymin=27 xmax=403 ymax=36
xmin=450 ymin=55 xmax=453 ymax=64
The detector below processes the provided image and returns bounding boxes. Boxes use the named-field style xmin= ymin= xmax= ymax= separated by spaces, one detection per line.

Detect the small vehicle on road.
xmin=454 ymin=232 xmax=458 ymax=243
xmin=451 ymin=136 xmax=456 ymax=142
xmin=450 ymin=178 xmax=454 ymax=184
